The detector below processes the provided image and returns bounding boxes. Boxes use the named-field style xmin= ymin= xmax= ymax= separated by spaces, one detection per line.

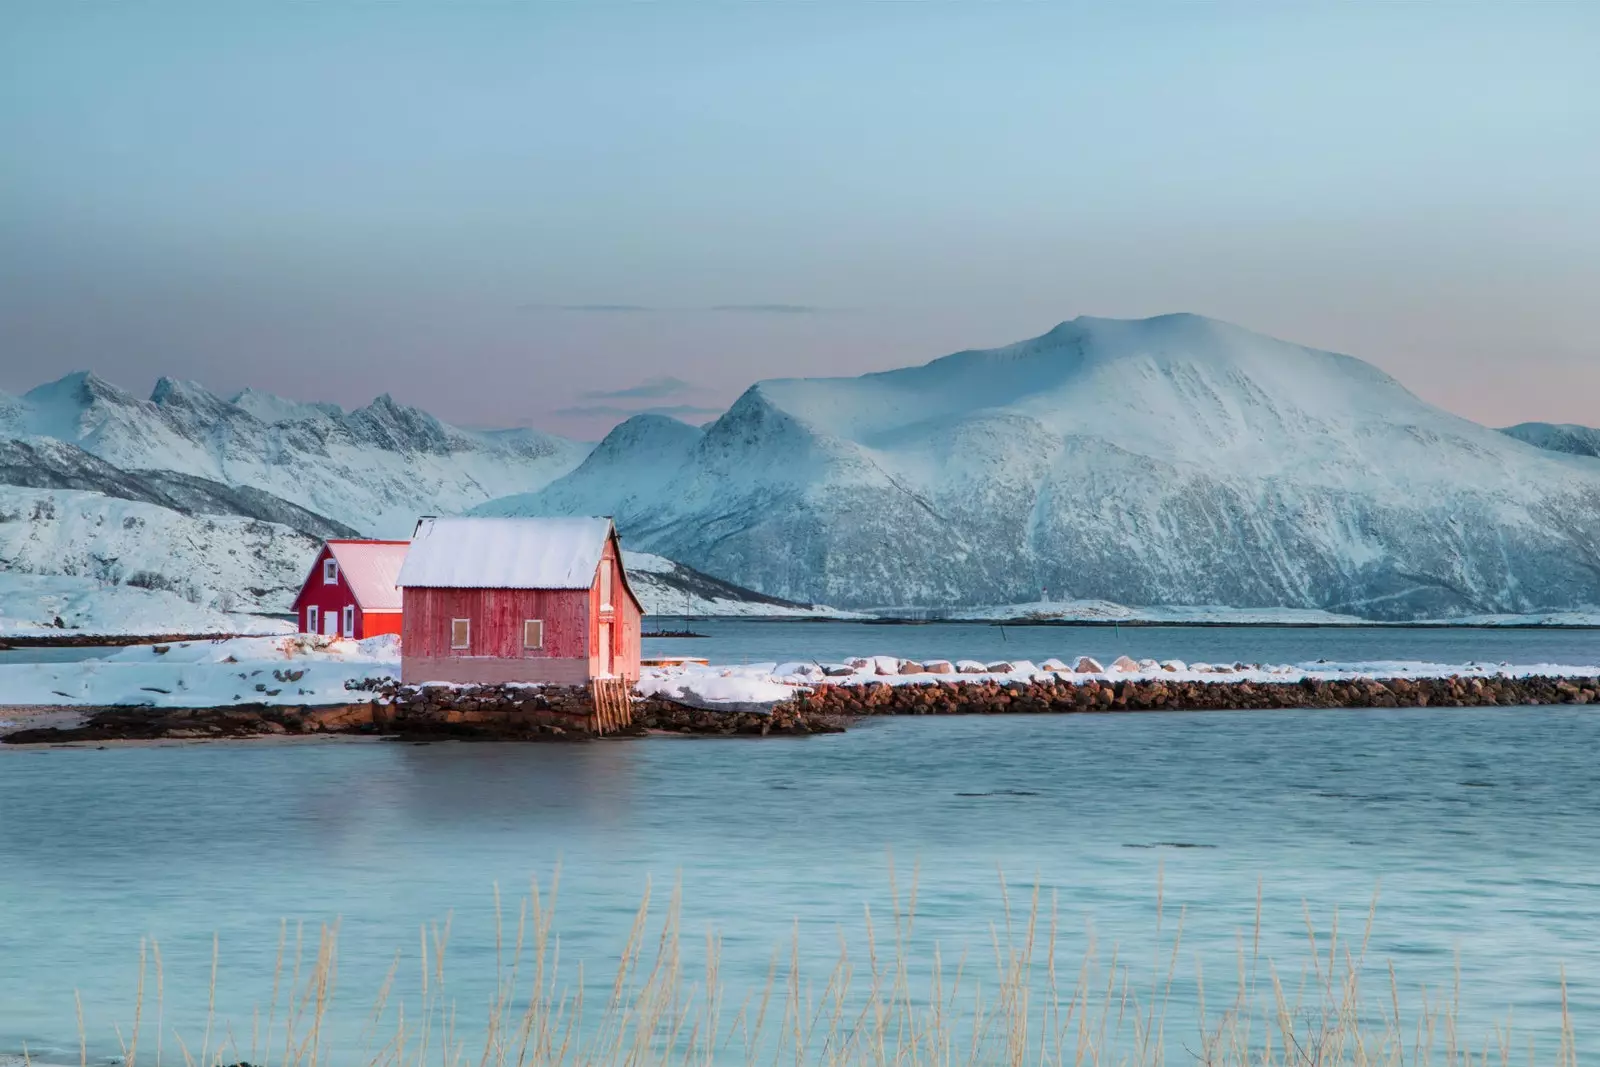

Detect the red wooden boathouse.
xmin=396 ymin=516 xmax=643 ymax=685
xmin=292 ymin=540 xmax=409 ymax=639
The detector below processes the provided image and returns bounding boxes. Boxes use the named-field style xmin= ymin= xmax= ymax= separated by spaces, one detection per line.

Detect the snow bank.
xmin=0 ymin=573 xmax=292 ymax=638
xmin=0 ymin=634 xmax=398 ymax=709
xmin=637 ymin=652 xmax=1600 ymax=712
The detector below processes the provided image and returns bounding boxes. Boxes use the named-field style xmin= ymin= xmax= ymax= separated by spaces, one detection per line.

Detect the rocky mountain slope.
xmin=0 ymin=373 xmax=590 ymax=536
xmin=1502 ymin=422 xmax=1600 ymax=459
xmin=479 ymin=314 xmax=1600 ymax=619
xmin=622 ymin=550 xmax=855 ymax=618
xmin=0 ymin=374 xmax=590 ymax=623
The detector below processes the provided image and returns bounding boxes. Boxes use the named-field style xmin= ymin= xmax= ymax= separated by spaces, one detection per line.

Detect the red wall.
xmin=401 ymin=531 xmax=644 ymax=683
xmin=290 ymin=545 xmax=395 ymax=639
xmin=589 ymin=537 xmax=642 ymax=681
xmin=403 ymin=586 xmax=591 ymax=659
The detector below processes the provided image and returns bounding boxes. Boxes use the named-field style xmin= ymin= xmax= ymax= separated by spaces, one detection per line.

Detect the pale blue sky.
xmin=2 ymin=3 xmax=1596 ymax=438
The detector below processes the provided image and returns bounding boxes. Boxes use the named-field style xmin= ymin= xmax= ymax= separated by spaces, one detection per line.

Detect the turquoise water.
xmin=3 ymin=704 xmax=1598 ymax=1062
xmin=642 ymin=618 xmax=1600 ymax=667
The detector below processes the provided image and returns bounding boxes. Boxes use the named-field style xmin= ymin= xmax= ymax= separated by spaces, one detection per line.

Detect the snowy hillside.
xmin=0 ymin=573 xmax=292 ymax=638
xmin=0 ymin=486 xmax=318 ymax=615
xmin=622 ymin=551 xmax=858 ymax=618
xmin=1501 ymin=422 xmax=1600 ymax=459
xmin=481 ymin=314 xmax=1600 ymax=619
xmin=0 ymin=373 xmax=591 ymax=536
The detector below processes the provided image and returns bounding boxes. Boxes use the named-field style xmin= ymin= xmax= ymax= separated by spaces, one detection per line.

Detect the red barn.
xmin=292 ymin=540 xmax=409 ymax=639
xmin=396 ymin=516 xmax=644 ymax=685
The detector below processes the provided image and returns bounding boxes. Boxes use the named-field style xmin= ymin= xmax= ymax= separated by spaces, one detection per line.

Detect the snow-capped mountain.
xmin=1502 ymin=422 xmax=1600 ymax=460
xmin=478 ymin=314 xmax=1600 ymax=619
xmin=0 ymin=373 xmax=590 ymax=536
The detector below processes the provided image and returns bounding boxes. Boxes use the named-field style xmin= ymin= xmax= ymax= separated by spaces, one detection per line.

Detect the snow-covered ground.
xmin=0 ymin=573 xmax=293 ymax=638
xmin=0 ymin=634 xmax=397 ymax=710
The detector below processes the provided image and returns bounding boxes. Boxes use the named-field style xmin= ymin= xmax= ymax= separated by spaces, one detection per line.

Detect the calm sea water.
xmin=643 ymin=618 xmax=1600 ymax=667
xmin=4 ymin=702 xmax=1598 ymax=1062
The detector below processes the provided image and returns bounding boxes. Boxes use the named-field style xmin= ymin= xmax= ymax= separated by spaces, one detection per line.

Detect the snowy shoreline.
xmin=3 ymin=632 xmax=1597 ymax=727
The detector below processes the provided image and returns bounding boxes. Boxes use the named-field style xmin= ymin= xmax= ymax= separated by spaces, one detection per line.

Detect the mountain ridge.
xmin=0 ymin=373 xmax=592 ymax=536
xmin=476 ymin=314 xmax=1600 ymax=618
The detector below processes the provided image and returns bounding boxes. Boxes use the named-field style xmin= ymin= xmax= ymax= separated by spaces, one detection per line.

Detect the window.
xmin=323 ymin=558 xmax=338 ymax=584
xmin=343 ymin=605 xmax=355 ymax=638
xmin=599 ymin=562 xmax=613 ymax=609
xmin=523 ymin=619 xmax=544 ymax=649
xmin=450 ymin=618 xmax=471 ymax=650
xmin=305 ymin=605 xmax=319 ymax=634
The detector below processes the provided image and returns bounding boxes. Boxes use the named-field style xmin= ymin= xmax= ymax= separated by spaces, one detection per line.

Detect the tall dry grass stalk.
xmin=76 ymin=872 xmax=1576 ymax=1067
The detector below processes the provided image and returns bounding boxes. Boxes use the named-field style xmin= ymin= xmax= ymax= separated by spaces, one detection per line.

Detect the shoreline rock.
xmin=789 ymin=673 xmax=1600 ymax=717
xmin=5 ymin=674 xmax=1594 ymax=746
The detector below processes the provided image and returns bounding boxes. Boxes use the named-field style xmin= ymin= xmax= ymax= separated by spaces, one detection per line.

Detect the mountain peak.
xmin=151 ymin=376 xmax=226 ymax=409
xmin=229 ymin=387 xmax=343 ymax=424
xmin=25 ymin=370 xmax=139 ymax=409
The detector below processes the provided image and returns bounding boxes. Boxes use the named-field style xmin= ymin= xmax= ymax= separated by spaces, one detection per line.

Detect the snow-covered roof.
xmin=326 ymin=540 xmax=409 ymax=611
xmin=398 ymin=516 xmax=618 ymax=590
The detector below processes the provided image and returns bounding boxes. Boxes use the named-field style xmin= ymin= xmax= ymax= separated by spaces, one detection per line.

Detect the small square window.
xmin=450 ymin=618 xmax=471 ymax=650
xmin=523 ymin=619 xmax=544 ymax=649
xmin=323 ymin=558 xmax=338 ymax=584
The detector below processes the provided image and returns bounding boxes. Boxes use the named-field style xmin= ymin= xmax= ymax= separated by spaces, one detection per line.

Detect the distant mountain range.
xmin=0 ymin=372 xmax=588 ymax=536
xmin=1 ymin=315 xmax=1597 ymax=625
xmin=478 ymin=314 xmax=1600 ymax=619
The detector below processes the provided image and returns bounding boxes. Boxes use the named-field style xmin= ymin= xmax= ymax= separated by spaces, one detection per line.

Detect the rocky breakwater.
xmin=786 ymin=661 xmax=1600 ymax=717
xmin=633 ymin=694 xmax=844 ymax=736
xmin=375 ymin=682 xmax=623 ymax=739
xmin=379 ymin=682 xmax=841 ymax=738
xmin=2 ymin=702 xmax=377 ymax=744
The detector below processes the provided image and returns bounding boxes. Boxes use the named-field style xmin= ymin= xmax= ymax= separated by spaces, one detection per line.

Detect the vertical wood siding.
xmin=400 ymin=528 xmax=643 ymax=683
xmin=403 ymin=587 xmax=591 ymax=660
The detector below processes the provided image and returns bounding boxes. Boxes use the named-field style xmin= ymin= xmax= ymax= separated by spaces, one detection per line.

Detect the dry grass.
xmin=56 ymin=869 xmax=1578 ymax=1067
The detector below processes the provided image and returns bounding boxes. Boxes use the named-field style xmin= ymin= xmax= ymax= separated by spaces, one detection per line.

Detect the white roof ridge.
xmin=398 ymin=516 xmax=618 ymax=590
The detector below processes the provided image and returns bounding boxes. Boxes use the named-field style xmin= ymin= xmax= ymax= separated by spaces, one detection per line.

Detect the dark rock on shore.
xmin=789 ymin=673 xmax=1600 ymax=717
xmin=8 ymin=673 xmax=1594 ymax=746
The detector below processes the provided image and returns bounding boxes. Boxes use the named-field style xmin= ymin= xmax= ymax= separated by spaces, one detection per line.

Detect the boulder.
xmin=957 ymin=660 xmax=988 ymax=674
xmin=899 ymin=660 xmax=926 ymax=675
xmin=1075 ymin=656 xmax=1106 ymax=674
xmin=1110 ymin=656 xmax=1140 ymax=672
xmin=1040 ymin=658 xmax=1070 ymax=672
xmin=922 ymin=660 xmax=955 ymax=675
xmin=985 ymin=661 xmax=1015 ymax=674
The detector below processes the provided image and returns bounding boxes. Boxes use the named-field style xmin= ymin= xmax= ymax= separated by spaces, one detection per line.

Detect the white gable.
xmin=397 ymin=516 xmax=614 ymax=589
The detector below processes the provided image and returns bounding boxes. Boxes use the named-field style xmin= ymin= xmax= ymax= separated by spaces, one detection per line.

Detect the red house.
xmin=292 ymin=540 xmax=410 ymax=639
xmin=396 ymin=516 xmax=644 ymax=686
